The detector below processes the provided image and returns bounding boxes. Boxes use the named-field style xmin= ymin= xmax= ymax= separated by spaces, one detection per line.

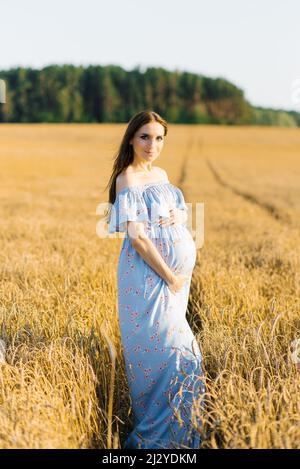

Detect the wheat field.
xmin=0 ymin=123 xmax=299 ymax=449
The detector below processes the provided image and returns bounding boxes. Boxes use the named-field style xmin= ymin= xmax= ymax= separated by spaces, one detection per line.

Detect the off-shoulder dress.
xmin=108 ymin=180 xmax=205 ymax=449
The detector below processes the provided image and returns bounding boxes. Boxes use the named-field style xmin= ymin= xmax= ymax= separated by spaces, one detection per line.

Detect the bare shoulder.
xmin=115 ymin=166 xmax=169 ymax=194
xmin=154 ymin=166 xmax=169 ymax=181
xmin=115 ymin=170 xmax=137 ymax=194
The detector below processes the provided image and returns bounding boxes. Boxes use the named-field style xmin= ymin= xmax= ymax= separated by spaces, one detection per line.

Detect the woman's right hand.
xmin=167 ymin=273 xmax=188 ymax=294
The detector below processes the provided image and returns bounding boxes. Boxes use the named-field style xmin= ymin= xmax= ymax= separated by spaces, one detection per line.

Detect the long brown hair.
xmin=103 ymin=110 xmax=168 ymax=224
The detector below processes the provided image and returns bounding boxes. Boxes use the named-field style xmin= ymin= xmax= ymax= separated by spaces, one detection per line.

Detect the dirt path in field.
xmin=176 ymin=135 xmax=204 ymax=332
xmin=205 ymin=158 xmax=291 ymax=225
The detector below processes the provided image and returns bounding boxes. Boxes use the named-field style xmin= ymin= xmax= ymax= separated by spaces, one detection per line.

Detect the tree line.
xmin=0 ymin=64 xmax=299 ymax=126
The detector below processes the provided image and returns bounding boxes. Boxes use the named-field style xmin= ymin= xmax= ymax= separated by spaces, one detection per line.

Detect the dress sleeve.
xmin=174 ymin=187 xmax=188 ymax=211
xmin=108 ymin=188 xmax=149 ymax=233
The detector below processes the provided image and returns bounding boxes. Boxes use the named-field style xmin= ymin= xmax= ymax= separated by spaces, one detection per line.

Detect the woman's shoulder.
xmin=154 ymin=166 xmax=168 ymax=179
xmin=115 ymin=171 xmax=136 ymax=194
xmin=116 ymin=166 xmax=168 ymax=194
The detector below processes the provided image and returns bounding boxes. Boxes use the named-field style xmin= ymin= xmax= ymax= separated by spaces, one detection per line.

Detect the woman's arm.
xmin=127 ymin=221 xmax=176 ymax=285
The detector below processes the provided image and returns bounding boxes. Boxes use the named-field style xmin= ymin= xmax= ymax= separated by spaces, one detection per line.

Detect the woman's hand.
xmin=159 ymin=207 xmax=187 ymax=227
xmin=167 ymin=273 xmax=188 ymax=294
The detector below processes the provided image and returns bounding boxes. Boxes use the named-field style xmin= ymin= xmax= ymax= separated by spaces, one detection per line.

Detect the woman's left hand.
xmin=158 ymin=207 xmax=187 ymax=226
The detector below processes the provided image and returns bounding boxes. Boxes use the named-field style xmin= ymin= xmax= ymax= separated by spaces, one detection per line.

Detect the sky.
xmin=1 ymin=0 xmax=300 ymax=112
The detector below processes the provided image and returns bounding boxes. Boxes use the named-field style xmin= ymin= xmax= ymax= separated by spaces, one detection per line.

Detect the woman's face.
xmin=130 ymin=122 xmax=165 ymax=164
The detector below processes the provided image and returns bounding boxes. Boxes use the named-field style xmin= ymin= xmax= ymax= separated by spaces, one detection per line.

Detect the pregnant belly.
xmin=156 ymin=229 xmax=197 ymax=277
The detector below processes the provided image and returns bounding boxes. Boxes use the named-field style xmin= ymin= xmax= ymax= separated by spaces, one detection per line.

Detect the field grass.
xmin=0 ymin=123 xmax=299 ymax=448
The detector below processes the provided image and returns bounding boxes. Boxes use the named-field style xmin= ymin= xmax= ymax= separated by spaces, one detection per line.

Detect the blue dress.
xmin=108 ymin=180 xmax=205 ymax=449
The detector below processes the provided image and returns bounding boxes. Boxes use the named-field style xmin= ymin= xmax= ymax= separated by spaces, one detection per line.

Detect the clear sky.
xmin=1 ymin=0 xmax=300 ymax=111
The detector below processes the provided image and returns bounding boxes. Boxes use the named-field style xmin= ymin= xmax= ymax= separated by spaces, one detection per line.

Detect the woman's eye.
xmin=140 ymin=136 xmax=163 ymax=140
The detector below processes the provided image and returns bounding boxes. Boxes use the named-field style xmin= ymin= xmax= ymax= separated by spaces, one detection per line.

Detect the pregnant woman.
xmin=105 ymin=110 xmax=205 ymax=449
